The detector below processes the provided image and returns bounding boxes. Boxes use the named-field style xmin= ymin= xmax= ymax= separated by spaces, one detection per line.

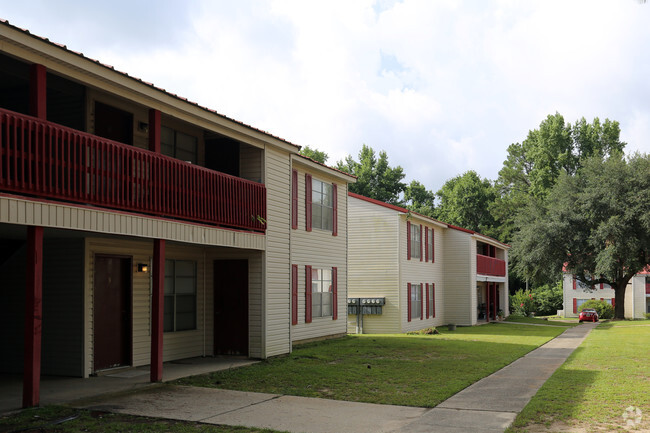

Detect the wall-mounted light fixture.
xmin=137 ymin=121 xmax=149 ymax=133
xmin=137 ymin=263 xmax=149 ymax=273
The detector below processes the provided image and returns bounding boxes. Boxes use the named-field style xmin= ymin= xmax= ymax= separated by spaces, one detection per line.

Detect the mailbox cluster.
xmin=348 ymin=297 xmax=385 ymax=315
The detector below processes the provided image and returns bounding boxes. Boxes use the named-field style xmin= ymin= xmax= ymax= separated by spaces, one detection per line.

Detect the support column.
xmin=486 ymin=283 xmax=490 ymax=323
xmin=30 ymin=64 xmax=47 ymax=120
xmin=150 ymin=239 xmax=165 ymax=382
xmin=148 ymin=109 xmax=161 ymax=154
xmin=493 ymin=283 xmax=497 ymax=320
xmin=23 ymin=226 xmax=44 ymax=408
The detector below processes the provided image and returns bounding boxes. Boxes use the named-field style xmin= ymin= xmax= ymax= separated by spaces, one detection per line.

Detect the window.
xmin=410 ymin=283 xmax=421 ymax=320
xmin=410 ymin=224 xmax=421 ymax=260
xmin=426 ymin=228 xmax=433 ymax=262
xmin=428 ymin=283 xmax=435 ymax=318
xmin=311 ymin=268 xmax=333 ymax=318
xmin=161 ymin=126 xmax=198 ymax=164
xmin=576 ymin=299 xmax=588 ymax=310
xmin=164 ymin=259 xmax=197 ymax=332
xmin=311 ymin=179 xmax=334 ymax=231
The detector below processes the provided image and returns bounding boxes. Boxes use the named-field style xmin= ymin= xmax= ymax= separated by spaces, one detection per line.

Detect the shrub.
xmin=645 ymin=313 xmax=650 ymax=320
xmin=532 ymin=281 xmax=563 ymax=316
xmin=510 ymin=289 xmax=535 ymax=316
xmin=578 ymin=299 xmax=614 ymax=319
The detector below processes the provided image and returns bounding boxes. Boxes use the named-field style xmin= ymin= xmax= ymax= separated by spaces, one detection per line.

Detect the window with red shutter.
xmin=332 ymin=267 xmax=338 ymax=320
xmin=407 ymin=283 xmax=412 ymax=322
xmin=291 ymin=264 xmax=298 ymax=325
xmin=332 ymin=183 xmax=338 ymax=236
xmin=292 ymin=170 xmax=298 ymax=229
xmin=406 ymin=221 xmax=411 ymax=260
xmin=573 ymin=298 xmax=577 ymax=314
xmin=305 ymin=174 xmax=312 ymax=232
xmin=431 ymin=229 xmax=435 ymax=263
xmin=424 ymin=228 xmax=428 ymax=262
xmin=419 ymin=225 xmax=423 ymax=262
xmin=305 ymin=265 xmax=312 ymax=323
xmin=425 ymin=283 xmax=430 ymax=319
xmin=419 ymin=284 xmax=423 ymax=320
xmin=431 ymin=283 xmax=436 ymax=318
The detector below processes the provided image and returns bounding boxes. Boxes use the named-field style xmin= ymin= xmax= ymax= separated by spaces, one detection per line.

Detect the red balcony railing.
xmin=477 ymin=254 xmax=506 ymax=277
xmin=0 ymin=108 xmax=266 ymax=232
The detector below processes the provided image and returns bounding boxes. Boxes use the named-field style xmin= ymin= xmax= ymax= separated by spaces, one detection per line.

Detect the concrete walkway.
xmin=73 ymin=323 xmax=597 ymax=433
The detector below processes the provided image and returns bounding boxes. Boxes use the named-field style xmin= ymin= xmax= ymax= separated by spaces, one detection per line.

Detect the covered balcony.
xmin=476 ymin=254 xmax=506 ymax=277
xmin=0 ymin=108 xmax=266 ymax=232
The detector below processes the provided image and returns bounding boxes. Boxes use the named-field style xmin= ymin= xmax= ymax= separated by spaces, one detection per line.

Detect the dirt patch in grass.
xmin=521 ymin=420 xmax=650 ymax=433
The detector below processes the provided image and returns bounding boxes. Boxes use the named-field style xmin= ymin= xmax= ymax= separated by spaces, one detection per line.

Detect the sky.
xmin=2 ymin=0 xmax=649 ymax=192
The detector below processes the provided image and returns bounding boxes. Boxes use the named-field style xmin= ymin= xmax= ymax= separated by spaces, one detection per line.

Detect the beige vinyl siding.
xmin=347 ymin=197 xmax=400 ymax=334
xmin=84 ymin=238 xmax=218 ymax=376
xmin=442 ymin=229 xmax=474 ymax=326
xmin=399 ymin=215 xmax=446 ymax=332
xmin=41 ymin=238 xmax=85 ymax=376
xmin=240 ymin=144 xmax=263 ymax=183
xmin=290 ymin=166 xmax=348 ymax=342
xmin=263 ymin=146 xmax=292 ymax=357
xmin=631 ymin=275 xmax=646 ymax=319
xmin=0 ymin=196 xmax=265 ymax=250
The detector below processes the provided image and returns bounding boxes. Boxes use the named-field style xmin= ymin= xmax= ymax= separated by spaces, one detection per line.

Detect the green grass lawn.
xmin=0 ymin=406 xmax=284 ymax=433
xmin=505 ymin=315 xmax=579 ymax=327
xmin=176 ymin=323 xmax=566 ymax=408
xmin=506 ymin=319 xmax=650 ymax=432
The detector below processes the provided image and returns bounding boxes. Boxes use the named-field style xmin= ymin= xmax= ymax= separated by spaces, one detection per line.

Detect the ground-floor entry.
xmin=93 ymin=255 xmax=132 ymax=371
xmin=214 ymin=260 xmax=248 ymax=356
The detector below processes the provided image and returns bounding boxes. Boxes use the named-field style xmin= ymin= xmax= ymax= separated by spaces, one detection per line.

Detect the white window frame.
xmin=410 ymin=283 xmax=421 ymax=319
xmin=410 ymin=224 xmax=421 ymax=260
xmin=311 ymin=179 xmax=334 ymax=231
xmin=312 ymin=268 xmax=333 ymax=318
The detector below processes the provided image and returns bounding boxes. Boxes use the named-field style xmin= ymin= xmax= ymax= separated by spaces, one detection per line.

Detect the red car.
xmin=579 ymin=308 xmax=599 ymax=323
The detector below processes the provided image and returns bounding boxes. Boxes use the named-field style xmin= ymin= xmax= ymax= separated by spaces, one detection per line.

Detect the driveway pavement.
xmin=73 ymin=322 xmax=597 ymax=433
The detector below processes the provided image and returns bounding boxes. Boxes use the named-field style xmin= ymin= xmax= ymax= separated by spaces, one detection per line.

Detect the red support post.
xmin=150 ymin=239 xmax=165 ymax=382
xmin=23 ymin=226 xmax=44 ymax=408
xmin=30 ymin=64 xmax=47 ymax=120
xmin=493 ymin=284 xmax=498 ymax=320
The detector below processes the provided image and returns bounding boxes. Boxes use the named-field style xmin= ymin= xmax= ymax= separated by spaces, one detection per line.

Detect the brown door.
xmin=214 ymin=260 xmax=248 ymax=355
xmin=93 ymin=255 xmax=132 ymax=371
xmin=94 ymin=101 xmax=133 ymax=145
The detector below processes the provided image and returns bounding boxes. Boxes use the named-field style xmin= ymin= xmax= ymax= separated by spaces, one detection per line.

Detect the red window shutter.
xmin=332 ymin=183 xmax=338 ymax=236
xmin=407 ymin=283 xmax=412 ymax=322
xmin=305 ymin=174 xmax=312 ymax=232
xmin=600 ymin=283 xmax=603 ymax=290
xmin=600 ymin=298 xmax=604 ymax=301
xmin=612 ymin=298 xmax=615 ymax=307
xmin=291 ymin=264 xmax=298 ymax=325
xmin=425 ymin=283 xmax=430 ymax=319
xmin=291 ymin=170 xmax=298 ymax=229
xmin=573 ymin=277 xmax=576 ymax=290
xmin=431 ymin=230 xmax=435 ymax=263
xmin=332 ymin=267 xmax=338 ymax=320
xmin=419 ymin=224 xmax=423 ymax=262
xmin=407 ymin=221 xmax=411 ymax=260
xmin=432 ymin=283 xmax=436 ymax=318
xmin=424 ymin=228 xmax=429 ymax=262
xmin=573 ymin=298 xmax=577 ymax=314
xmin=419 ymin=284 xmax=423 ymax=320
xmin=305 ymin=265 xmax=312 ymax=323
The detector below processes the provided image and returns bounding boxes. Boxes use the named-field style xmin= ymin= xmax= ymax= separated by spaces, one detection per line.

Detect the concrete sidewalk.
xmin=74 ymin=323 xmax=597 ymax=433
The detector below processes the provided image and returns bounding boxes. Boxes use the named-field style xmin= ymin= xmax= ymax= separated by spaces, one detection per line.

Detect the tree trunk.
xmin=614 ymin=284 xmax=626 ymax=319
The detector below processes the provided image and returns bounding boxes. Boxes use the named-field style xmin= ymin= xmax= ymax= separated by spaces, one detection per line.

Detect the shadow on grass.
xmin=508 ymin=365 xmax=599 ymax=431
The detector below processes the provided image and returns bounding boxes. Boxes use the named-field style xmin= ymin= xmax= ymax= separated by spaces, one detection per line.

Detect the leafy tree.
xmin=337 ymin=144 xmax=406 ymax=205
xmin=434 ymin=170 xmax=497 ymax=235
xmin=404 ymin=180 xmax=435 ymax=217
xmin=299 ymin=146 xmax=328 ymax=164
xmin=510 ymin=153 xmax=650 ymax=319
xmin=492 ymin=113 xmax=626 ymax=243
